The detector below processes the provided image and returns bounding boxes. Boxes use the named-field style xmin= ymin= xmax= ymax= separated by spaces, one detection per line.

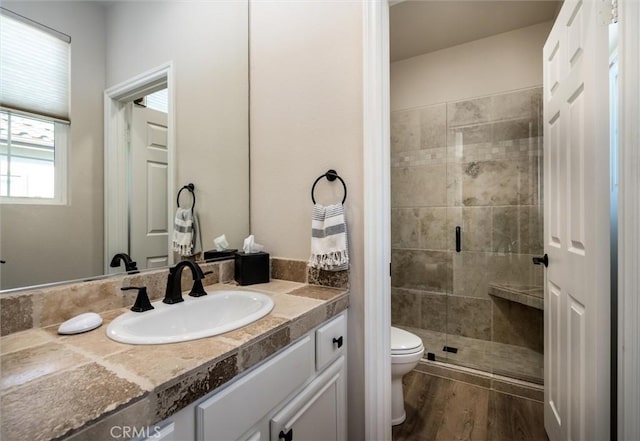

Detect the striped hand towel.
xmin=173 ymin=208 xmax=195 ymax=256
xmin=309 ymin=203 xmax=349 ymax=271
xmin=192 ymin=213 xmax=203 ymax=256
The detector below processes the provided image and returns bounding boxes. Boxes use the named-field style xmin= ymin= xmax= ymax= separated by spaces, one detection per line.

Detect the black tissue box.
xmin=234 ymin=252 xmax=270 ymax=286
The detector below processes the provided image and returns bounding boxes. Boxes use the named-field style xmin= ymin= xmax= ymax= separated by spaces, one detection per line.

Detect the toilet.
xmin=391 ymin=326 xmax=425 ymax=425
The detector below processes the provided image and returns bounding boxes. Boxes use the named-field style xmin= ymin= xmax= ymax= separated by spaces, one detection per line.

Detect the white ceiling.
xmin=390 ymin=1 xmax=561 ymax=62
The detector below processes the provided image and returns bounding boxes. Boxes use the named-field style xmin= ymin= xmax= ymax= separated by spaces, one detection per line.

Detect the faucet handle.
xmin=121 ymin=286 xmax=154 ymax=312
xmin=125 ymin=261 xmax=139 ymax=273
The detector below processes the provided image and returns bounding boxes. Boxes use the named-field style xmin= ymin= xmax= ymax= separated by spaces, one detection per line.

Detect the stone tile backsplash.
xmin=270 ymin=257 xmax=350 ymax=290
xmin=0 ymin=260 xmax=225 ymax=336
xmin=390 ymin=87 xmax=544 ymax=369
xmin=271 ymin=258 xmax=308 ymax=283
xmin=1 ymin=254 xmax=348 ymax=337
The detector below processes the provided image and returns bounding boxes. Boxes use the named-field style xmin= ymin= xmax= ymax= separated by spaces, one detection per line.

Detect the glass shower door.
xmin=444 ymin=87 xmax=545 ymax=383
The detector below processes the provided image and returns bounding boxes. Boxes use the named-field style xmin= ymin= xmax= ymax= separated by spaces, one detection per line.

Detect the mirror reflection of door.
xmin=129 ymin=89 xmax=169 ymax=270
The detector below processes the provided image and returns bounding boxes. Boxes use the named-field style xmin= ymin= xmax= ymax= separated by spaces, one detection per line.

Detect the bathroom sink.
xmin=106 ymin=290 xmax=274 ymax=345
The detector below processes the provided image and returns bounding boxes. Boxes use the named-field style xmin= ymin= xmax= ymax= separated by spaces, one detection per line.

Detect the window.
xmin=0 ymin=111 xmax=67 ymax=202
xmin=145 ymin=88 xmax=169 ymax=113
xmin=0 ymin=8 xmax=70 ymax=204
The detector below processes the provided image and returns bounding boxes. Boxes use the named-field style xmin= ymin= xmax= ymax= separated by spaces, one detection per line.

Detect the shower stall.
xmin=390 ymin=87 xmax=544 ymax=383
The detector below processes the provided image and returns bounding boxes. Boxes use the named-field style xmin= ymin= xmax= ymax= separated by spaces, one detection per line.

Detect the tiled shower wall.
xmin=390 ymin=87 xmax=544 ymax=376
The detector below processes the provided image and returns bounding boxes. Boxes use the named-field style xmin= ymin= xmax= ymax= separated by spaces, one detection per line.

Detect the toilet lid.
xmin=391 ymin=327 xmax=423 ymax=354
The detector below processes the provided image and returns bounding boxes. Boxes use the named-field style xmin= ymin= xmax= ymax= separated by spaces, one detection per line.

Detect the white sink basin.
xmin=106 ymin=290 xmax=274 ymax=345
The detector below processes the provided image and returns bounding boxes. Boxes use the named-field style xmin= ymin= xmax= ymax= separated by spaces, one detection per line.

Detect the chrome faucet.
xmin=163 ymin=260 xmax=207 ymax=304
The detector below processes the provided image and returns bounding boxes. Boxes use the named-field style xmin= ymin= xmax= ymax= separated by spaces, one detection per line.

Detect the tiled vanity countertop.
xmin=0 ymin=281 xmax=349 ymax=441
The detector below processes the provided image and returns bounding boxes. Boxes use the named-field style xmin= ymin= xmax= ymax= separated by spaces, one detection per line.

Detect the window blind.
xmin=0 ymin=8 xmax=71 ymax=122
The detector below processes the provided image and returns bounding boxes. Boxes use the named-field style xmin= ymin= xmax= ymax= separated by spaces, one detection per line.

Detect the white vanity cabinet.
xmin=140 ymin=311 xmax=348 ymax=441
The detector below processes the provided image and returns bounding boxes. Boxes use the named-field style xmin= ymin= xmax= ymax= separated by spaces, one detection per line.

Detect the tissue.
xmin=242 ymin=234 xmax=265 ymax=253
xmin=214 ymin=234 xmax=229 ymax=251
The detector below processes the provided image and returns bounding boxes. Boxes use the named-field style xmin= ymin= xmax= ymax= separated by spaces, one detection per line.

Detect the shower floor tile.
xmin=398 ymin=326 xmax=543 ymax=384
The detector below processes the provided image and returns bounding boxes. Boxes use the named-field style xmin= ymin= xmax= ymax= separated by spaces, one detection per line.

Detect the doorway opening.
xmin=104 ymin=63 xmax=175 ymax=274
xmin=389 ymin=2 xmax=556 ymax=385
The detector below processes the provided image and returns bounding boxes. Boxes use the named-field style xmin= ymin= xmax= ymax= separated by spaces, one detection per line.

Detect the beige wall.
xmin=0 ymin=2 xmax=107 ymax=289
xmin=249 ymin=0 xmax=364 ymax=438
xmin=105 ymin=1 xmax=250 ymax=254
xmin=391 ymin=21 xmax=553 ymax=111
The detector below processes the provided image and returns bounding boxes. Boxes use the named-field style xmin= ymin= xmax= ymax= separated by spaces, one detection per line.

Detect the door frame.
xmin=363 ymin=0 xmax=392 ymax=439
xmin=363 ymin=0 xmax=639 ymax=439
xmin=103 ymin=62 xmax=176 ymax=273
xmin=617 ymin=0 xmax=640 ymax=438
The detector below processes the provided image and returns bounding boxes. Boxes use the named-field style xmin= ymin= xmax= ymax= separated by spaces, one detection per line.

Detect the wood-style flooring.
xmin=392 ymin=370 xmax=548 ymax=441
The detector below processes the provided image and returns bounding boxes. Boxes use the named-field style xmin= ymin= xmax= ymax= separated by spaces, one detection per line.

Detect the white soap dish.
xmin=58 ymin=312 xmax=103 ymax=335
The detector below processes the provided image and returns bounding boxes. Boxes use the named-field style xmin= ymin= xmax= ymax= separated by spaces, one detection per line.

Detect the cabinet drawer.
xmin=196 ymin=336 xmax=314 ymax=441
xmin=315 ymin=312 xmax=347 ymax=371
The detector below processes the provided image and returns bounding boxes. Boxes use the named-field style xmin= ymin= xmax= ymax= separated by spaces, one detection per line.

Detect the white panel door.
xmin=543 ymin=1 xmax=610 ymax=440
xmin=130 ymin=104 xmax=169 ymax=270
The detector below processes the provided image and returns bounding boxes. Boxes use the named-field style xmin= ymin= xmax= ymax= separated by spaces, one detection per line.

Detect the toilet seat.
xmin=391 ymin=327 xmax=424 ymax=356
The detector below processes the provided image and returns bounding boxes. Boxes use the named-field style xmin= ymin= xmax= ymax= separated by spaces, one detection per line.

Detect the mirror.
xmin=0 ymin=1 xmax=249 ymax=291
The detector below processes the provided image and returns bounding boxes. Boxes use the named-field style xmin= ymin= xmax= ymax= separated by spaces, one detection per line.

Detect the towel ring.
xmin=311 ymin=169 xmax=347 ymax=205
xmin=177 ymin=183 xmax=196 ymax=211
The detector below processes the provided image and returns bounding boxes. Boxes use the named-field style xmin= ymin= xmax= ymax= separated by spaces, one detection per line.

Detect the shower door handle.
xmin=532 ymin=254 xmax=549 ymax=267
xmin=455 ymin=226 xmax=461 ymax=253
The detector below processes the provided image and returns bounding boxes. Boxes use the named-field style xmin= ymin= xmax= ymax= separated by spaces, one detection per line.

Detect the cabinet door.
xmin=197 ymin=336 xmax=314 ymax=441
xmin=270 ymin=356 xmax=346 ymax=441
